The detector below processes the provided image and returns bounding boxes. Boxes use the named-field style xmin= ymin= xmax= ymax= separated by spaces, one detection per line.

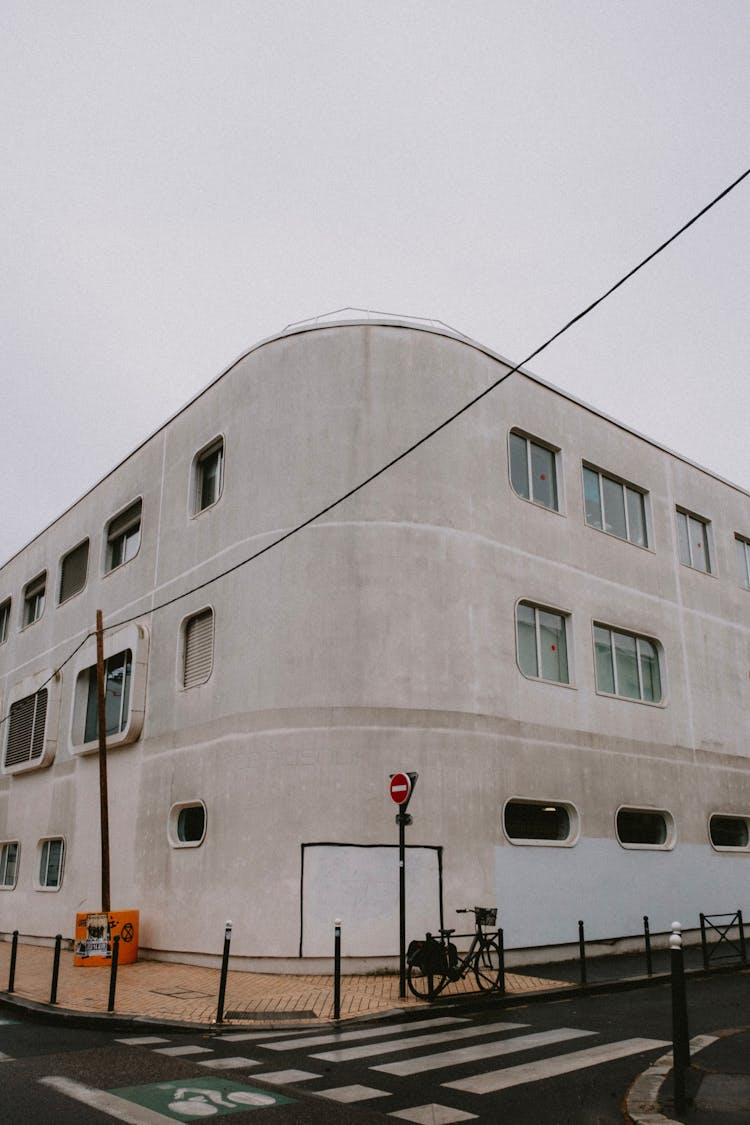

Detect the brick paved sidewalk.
xmin=0 ymin=941 xmax=568 ymax=1025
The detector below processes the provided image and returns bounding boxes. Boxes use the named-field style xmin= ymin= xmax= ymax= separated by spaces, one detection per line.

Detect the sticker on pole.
xmin=389 ymin=772 xmax=412 ymax=805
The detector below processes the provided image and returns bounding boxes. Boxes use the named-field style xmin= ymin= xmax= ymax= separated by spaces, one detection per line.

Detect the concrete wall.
xmin=1 ymin=319 xmax=749 ymax=966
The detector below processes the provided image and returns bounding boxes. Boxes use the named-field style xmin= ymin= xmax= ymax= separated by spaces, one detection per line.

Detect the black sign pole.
xmin=392 ymin=772 xmax=418 ymax=999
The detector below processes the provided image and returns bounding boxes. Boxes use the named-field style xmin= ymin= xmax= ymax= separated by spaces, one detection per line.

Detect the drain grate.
xmin=150 ymin=989 xmax=213 ymax=1000
xmin=224 ymin=1010 xmax=318 ymax=1020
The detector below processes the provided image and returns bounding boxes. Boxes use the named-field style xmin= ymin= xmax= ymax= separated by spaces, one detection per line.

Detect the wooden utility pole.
xmin=96 ymin=610 xmax=111 ymax=912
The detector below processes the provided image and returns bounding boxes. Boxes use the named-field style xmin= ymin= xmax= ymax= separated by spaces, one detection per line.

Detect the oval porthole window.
xmin=503 ymin=800 xmax=577 ymax=845
xmin=169 ymin=801 xmax=207 ymax=848
xmin=709 ymin=815 xmax=749 ymax=850
xmin=616 ymin=807 xmax=673 ymax=849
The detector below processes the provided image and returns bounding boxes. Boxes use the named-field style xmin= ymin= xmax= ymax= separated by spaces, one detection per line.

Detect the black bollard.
xmin=333 ymin=918 xmax=342 ymax=1020
xmin=578 ymin=920 xmax=587 ymax=985
xmin=497 ymin=927 xmax=506 ymax=994
xmin=8 ymin=930 xmax=18 ymax=993
xmin=738 ymin=910 xmax=746 ymax=964
xmin=643 ymin=915 xmax=653 ymax=977
xmin=107 ymin=935 xmax=120 ymax=1012
xmin=50 ymin=934 xmax=62 ymax=1005
xmin=216 ymin=920 xmax=232 ymax=1024
xmin=670 ymin=921 xmax=690 ymax=1116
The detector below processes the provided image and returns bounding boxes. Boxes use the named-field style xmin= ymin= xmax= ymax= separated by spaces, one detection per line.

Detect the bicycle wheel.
xmin=474 ymin=937 xmax=503 ymax=992
xmin=407 ymin=946 xmax=448 ymax=1000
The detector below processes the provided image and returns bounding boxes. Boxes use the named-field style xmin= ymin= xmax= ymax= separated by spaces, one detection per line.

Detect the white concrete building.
xmin=1 ymin=314 xmax=749 ymax=969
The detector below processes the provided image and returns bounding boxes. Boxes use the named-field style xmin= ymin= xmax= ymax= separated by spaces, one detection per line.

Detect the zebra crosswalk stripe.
xmin=373 ymin=1027 xmax=595 ymax=1077
xmin=443 ymin=1036 xmax=671 ymax=1094
xmin=261 ymin=1016 xmax=466 ymax=1052
xmin=313 ymin=1021 xmax=528 ymax=1063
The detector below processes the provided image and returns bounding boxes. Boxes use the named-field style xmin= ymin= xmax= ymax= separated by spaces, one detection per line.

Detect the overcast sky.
xmin=2 ymin=1 xmax=749 ymax=565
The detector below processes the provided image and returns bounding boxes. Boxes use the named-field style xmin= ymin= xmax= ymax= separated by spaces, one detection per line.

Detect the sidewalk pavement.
xmin=1 ymin=939 xmax=748 ymax=1125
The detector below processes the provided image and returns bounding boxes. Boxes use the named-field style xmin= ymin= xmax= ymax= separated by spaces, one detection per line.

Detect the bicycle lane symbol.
xmin=109 ymin=1077 xmax=294 ymax=1118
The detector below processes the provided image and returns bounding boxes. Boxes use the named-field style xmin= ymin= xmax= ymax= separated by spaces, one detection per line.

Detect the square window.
xmin=5 ymin=688 xmax=48 ymax=769
xmin=59 ymin=540 xmax=89 ymax=603
xmin=676 ymin=509 xmax=711 ymax=573
xmin=735 ymin=536 xmax=750 ymax=590
xmin=193 ymin=439 xmax=224 ymax=514
xmin=183 ymin=608 xmax=214 ymax=687
xmin=23 ymin=572 xmax=46 ymax=627
xmin=0 ymin=842 xmax=19 ymax=888
xmin=0 ymin=598 xmax=10 ymax=644
xmin=594 ymin=624 xmax=662 ymax=703
xmin=582 ymin=465 xmax=648 ymax=547
xmin=509 ymin=431 xmax=559 ymax=511
xmin=106 ymin=501 xmax=142 ymax=572
xmin=38 ymin=838 xmax=64 ymax=888
xmin=82 ymin=651 xmax=133 ymax=743
xmin=516 ymin=601 xmax=569 ymax=684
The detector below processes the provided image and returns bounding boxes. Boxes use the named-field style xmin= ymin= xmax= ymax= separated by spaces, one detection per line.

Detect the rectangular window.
xmin=84 ymin=651 xmax=133 ymax=743
xmin=582 ymin=466 xmax=647 ymax=546
xmin=59 ymin=540 xmax=89 ymax=603
xmin=5 ymin=688 xmax=48 ymax=768
xmin=509 ymin=431 xmax=559 ymax=511
xmin=23 ymin=572 xmax=46 ymax=627
xmin=0 ymin=598 xmax=10 ymax=644
xmin=0 ymin=842 xmax=19 ymax=888
xmin=38 ymin=838 xmax=64 ymax=888
xmin=516 ymin=602 xmax=569 ymax=684
xmin=193 ymin=439 xmax=224 ymax=513
xmin=106 ymin=501 xmax=142 ymax=572
xmin=676 ymin=509 xmax=711 ymax=573
xmin=735 ymin=536 xmax=750 ymax=590
xmin=183 ymin=609 xmax=214 ymax=687
xmin=594 ymin=624 xmax=662 ymax=703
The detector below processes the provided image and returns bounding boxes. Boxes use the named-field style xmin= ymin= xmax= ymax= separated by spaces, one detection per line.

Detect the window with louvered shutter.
xmin=5 ymin=689 xmax=48 ymax=768
xmin=59 ymin=540 xmax=89 ymax=603
xmin=183 ymin=610 xmax=214 ymax=687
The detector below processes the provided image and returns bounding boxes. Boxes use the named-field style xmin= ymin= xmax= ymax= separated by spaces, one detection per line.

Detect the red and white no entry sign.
xmin=389 ymin=772 xmax=412 ymax=805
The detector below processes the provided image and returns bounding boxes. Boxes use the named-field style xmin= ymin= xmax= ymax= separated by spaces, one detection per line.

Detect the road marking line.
xmin=374 ymin=1027 xmax=595 ymax=1076
xmin=116 ymin=1037 xmax=170 ymax=1046
xmin=196 ymin=1056 xmax=261 ymax=1069
xmin=0 ymin=1051 xmax=14 ymax=1062
xmin=319 ymin=1084 xmax=391 ymax=1102
xmin=39 ymin=1077 xmax=177 ymax=1124
xmin=252 ymin=1068 xmax=321 ymax=1084
xmin=214 ymin=1030 xmax=292 ymax=1041
xmin=152 ymin=1045 xmax=214 ymax=1056
xmin=388 ymin=1105 xmax=478 ymax=1123
xmin=313 ymin=1021 xmax=528 ymax=1062
xmin=443 ymin=1037 xmax=671 ymax=1094
xmin=262 ymin=1016 xmax=466 ymax=1051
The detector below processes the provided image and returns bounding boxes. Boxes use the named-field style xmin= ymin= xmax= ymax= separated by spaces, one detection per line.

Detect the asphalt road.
xmin=1 ymin=970 xmax=748 ymax=1124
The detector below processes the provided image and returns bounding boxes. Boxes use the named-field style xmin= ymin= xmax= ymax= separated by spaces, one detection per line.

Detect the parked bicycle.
xmin=406 ymin=906 xmax=503 ymax=1000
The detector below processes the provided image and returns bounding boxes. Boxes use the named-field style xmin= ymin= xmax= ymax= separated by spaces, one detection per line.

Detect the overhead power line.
xmin=1 ymin=164 xmax=749 ymax=730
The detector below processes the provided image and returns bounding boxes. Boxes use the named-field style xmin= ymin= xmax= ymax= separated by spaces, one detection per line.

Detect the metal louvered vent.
xmin=184 ymin=610 xmax=214 ymax=688
xmin=5 ymin=689 xmax=48 ymax=768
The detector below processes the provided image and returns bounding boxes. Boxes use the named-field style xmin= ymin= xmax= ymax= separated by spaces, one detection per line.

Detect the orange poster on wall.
xmin=74 ymin=910 xmax=139 ymax=967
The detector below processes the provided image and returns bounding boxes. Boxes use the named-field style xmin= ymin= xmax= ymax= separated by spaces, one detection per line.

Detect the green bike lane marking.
xmin=110 ymin=1077 xmax=294 ymax=1118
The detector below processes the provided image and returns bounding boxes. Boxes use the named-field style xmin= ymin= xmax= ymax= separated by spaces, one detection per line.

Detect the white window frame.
xmin=22 ymin=572 xmax=46 ymax=628
xmin=515 ymin=600 xmax=572 ymax=686
xmin=58 ymin=539 xmax=89 ymax=604
xmin=615 ymin=806 xmax=675 ymax=851
xmin=0 ymin=598 xmax=10 ymax=644
xmin=192 ymin=437 xmax=224 ymax=515
xmin=104 ymin=499 xmax=142 ymax=574
xmin=593 ymin=623 xmax=664 ymax=705
xmin=36 ymin=836 xmax=65 ymax=890
xmin=168 ymin=800 xmax=207 ymax=848
xmin=3 ymin=670 xmax=60 ymax=776
xmin=676 ymin=508 xmax=713 ymax=574
xmin=502 ymin=798 xmax=579 ymax=848
xmin=0 ymin=841 xmax=19 ymax=889
xmin=180 ymin=607 xmax=215 ymax=689
xmin=508 ymin=429 xmax=562 ymax=512
xmin=582 ymin=463 xmax=649 ymax=547
xmin=734 ymin=535 xmax=750 ymax=591
xmin=708 ymin=812 xmax=750 ymax=852
xmin=69 ymin=623 xmax=148 ymax=755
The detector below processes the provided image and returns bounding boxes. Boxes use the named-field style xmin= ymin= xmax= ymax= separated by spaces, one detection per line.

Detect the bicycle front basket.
xmin=475 ymin=907 xmax=497 ymax=927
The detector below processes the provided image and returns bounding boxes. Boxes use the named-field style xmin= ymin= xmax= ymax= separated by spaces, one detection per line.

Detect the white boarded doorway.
xmin=300 ymin=843 xmax=443 ymax=957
